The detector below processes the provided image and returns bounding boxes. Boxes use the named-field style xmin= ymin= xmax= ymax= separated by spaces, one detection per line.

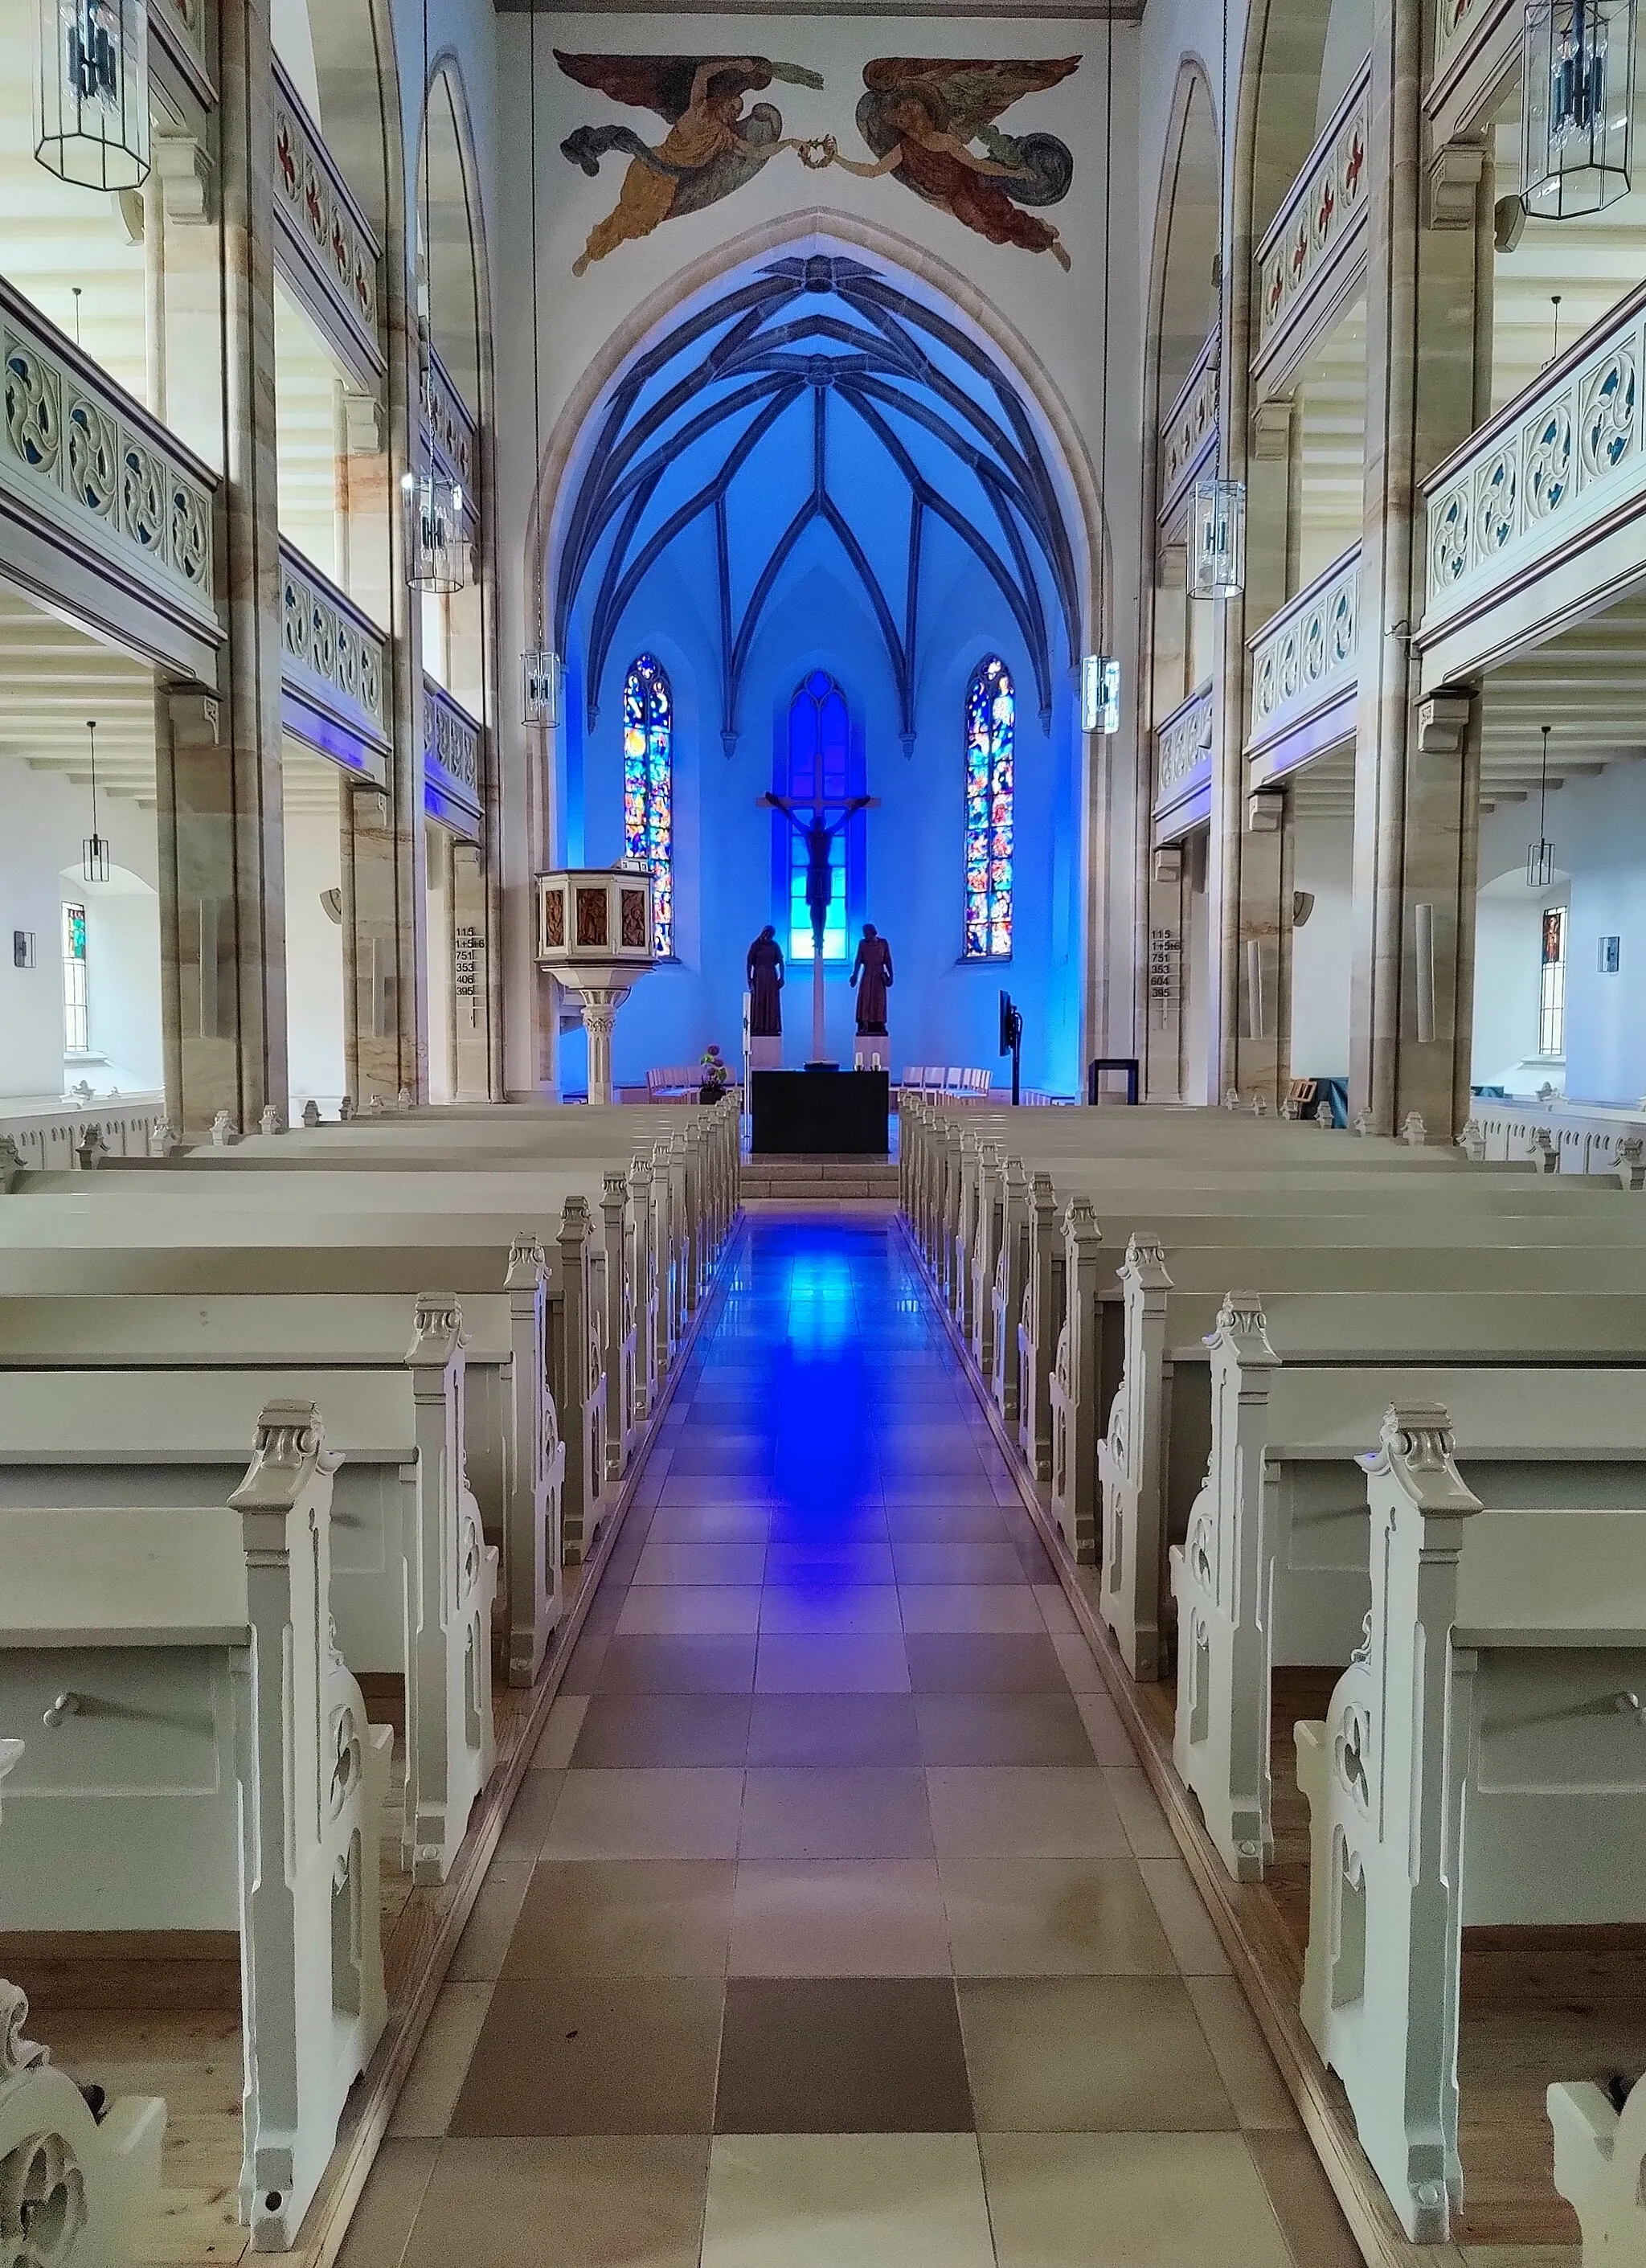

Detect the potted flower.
xmin=698 ymin=1045 xmax=731 ymax=1105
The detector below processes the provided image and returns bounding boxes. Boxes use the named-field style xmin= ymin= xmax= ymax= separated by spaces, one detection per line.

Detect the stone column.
xmin=154 ymin=0 xmax=287 ymax=1134
xmin=1347 ymin=0 xmax=1487 ymax=1136
xmin=575 ymin=987 xmax=629 ymax=1107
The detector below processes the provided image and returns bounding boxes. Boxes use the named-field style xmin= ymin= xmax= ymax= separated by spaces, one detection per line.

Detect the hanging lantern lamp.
xmin=1189 ymin=474 xmax=1247 ymax=599
xmin=36 ymin=0 xmax=149 ymax=190
xmin=522 ymin=646 xmax=561 ymax=728
xmin=81 ymin=718 xmax=110 ymax=884
xmin=1521 ymin=0 xmax=1635 ymax=219
xmin=1081 ymin=654 xmax=1120 ymax=735
xmin=1526 ymin=723 xmax=1558 ymax=888
xmin=403 ymin=465 xmax=468 ymax=596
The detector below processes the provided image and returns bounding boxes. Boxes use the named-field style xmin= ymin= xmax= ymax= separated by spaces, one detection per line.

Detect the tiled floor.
xmin=348 ymin=1213 xmax=1360 ymax=2268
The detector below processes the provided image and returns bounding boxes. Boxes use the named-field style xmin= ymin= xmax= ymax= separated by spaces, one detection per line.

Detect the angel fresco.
xmin=557 ymin=52 xmax=826 ymax=274
xmin=829 ymin=57 xmax=1080 ymax=270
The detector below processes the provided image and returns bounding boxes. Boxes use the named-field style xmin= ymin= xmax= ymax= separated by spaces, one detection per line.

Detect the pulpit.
xmin=534 ymin=866 xmax=658 ymax=1103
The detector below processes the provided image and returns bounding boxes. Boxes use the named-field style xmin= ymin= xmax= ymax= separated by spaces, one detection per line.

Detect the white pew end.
xmin=1549 ymin=2077 xmax=1646 ymax=2266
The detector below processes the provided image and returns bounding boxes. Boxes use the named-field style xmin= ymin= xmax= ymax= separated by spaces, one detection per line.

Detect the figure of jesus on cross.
xmin=762 ymin=790 xmax=878 ymax=1063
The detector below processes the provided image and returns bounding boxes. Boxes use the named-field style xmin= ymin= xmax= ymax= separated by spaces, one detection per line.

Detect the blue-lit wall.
xmin=558 ymin=532 xmax=1082 ymax=1096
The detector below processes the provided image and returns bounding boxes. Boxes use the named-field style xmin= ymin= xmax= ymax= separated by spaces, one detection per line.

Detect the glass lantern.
xmin=1081 ymin=654 xmax=1120 ymax=735
xmin=1189 ymin=475 xmax=1247 ymax=598
xmin=522 ymin=646 xmax=561 ymax=729
xmin=403 ymin=468 xmax=469 ymax=596
xmin=1522 ymin=0 xmax=1635 ymax=219
xmin=36 ymin=0 xmax=149 ymax=190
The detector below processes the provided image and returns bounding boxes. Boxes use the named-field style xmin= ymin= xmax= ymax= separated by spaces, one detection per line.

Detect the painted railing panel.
xmin=424 ymin=677 xmax=483 ymax=834
xmin=272 ymin=59 xmax=383 ymax=379
xmin=151 ymin=0 xmax=212 ymax=93
xmin=1421 ymin=282 xmax=1646 ymax=675
xmin=1255 ymin=57 xmax=1371 ymax=371
xmin=1157 ymin=335 xmax=1218 ymax=526
xmin=1461 ymin=1097 xmax=1646 ymax=1176
xmin=1153 ymin=680 xmax=1214 ymax=833
xmin=0 ymin=1099 xmax=170 ymax=1173
xmin=280 ymin=539 xmax=389 ymax=765
xmin=0 ymin=277 xmax=218 ymax=650
xmin=423 ymin=349 xmax=477 ymax=502
xmin=1247 ymin=542 xmax=1361 ymax=754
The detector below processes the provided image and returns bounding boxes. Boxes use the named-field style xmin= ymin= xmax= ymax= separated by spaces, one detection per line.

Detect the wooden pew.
xmin=0 ymin=1197 xmax=612 ymax=1578
xmin=1293 ymin=1404 xmax=1646 ymax=2246
xmin=0 ymin=1743 xmax=168 ymax=2268
xmin=1548 ymin=2077 xmax=1646 ymax=2263
xmin=1160 ymin=1305 xmax=1646 ymax=1877
xmin=0 ymin=1402 xmax=391 ymax=2251
xmin=0 ymin=1316 xmax=497 ymax=1885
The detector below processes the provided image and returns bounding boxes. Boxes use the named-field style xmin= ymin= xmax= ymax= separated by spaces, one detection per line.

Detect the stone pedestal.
xmin=750 ymin=1035 xmax=784 ymax=1071
xmin=853 ymin=1033 xmax=891 ymax=1071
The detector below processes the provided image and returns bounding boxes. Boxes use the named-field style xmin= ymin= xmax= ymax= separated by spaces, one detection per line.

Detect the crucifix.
xmin=761 ymin=791 xmax=879 ymax=1064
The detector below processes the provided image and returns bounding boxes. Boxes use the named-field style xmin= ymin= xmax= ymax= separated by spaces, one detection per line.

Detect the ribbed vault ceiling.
xmin=556 ymin=253 xmax=1081 ymax=751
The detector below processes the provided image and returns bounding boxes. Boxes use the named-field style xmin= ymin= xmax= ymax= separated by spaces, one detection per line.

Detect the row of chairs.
xmin=900 ymin=1066 xmax=992 ymax=1100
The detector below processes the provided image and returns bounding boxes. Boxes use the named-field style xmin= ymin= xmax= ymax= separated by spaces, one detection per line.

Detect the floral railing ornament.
xmin=1158 ymin=336 xmax=1218 ymax=526
xmin=423 ymin=350 xmax=477 ymax=503
xmin=1154 ymin=680 xmax=1215 ymax=818
xmin=272 ymin=59 xmax=383 ymax=376
xmin=1423 ymin=282 xmax=1646 ymax=643
xmin=1248 ymin=543 xmax=1361 ymax=747
xmin=1 ymin=279 xmax=216 ymax=632
xmin=280 ymin=540 xmax=387 ymax=758
xmin=423 ymin=676 xmax=483 ymax=830
xmin=1255 ymin=56 xmax=1372 ymax=366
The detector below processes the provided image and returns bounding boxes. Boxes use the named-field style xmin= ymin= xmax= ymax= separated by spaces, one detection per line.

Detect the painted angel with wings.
xmin=557 ymin=52 xmax=825 ymax=274
xmin=831 ymin=56 xmax=1080 ymax=269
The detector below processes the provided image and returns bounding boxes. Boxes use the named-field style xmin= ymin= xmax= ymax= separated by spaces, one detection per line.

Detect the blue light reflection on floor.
xmin=680 ymin=1218 xmax=968 ymax=1600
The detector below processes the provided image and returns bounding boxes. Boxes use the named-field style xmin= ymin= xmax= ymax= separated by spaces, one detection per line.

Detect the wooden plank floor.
xmin=0 ymin=1250 xmax=736 ymax=2268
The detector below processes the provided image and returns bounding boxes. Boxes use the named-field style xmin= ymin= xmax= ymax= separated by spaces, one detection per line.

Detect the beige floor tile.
xmin=633 ymin=1541 xmax=768 ymax=1586
xmin=389 ymin=1985 xmax=493 ymax=2139
xmin=447 ymin=1862 xmax=533 ymax=1982
xmin=759 ymin=1586 xmax=904 ymax=1634
xmin=925 ymin=1766 xmax=1130 ymax=1857
xmin=530 ymin=1693 xmax=589 ymax=1771
xmin=730 ymin=1860 xmax=951 ymax=1975
xmin=1073 ymin=1688 xmax=1138 ymax=1766
xmin=401 ymin=2136 xmax=710 ymax=2268
xmin=1103 ymin=1765 xmax=1179 ymax=1857
xmin=1185 ymin=1977 xmax=1297 ymax=2131
xmin=981 ymin=2131 xmax=1293 ymax=2266
xmin=615 ymin=1585 xmax=764 ymax=1635
xmin=1246 ymin=2131 xmax=1365 ymax=2268
xmin=493 ymin=1769 xmax=564 ymax=1863
xmin=702 ymin=2134 xmax=995 ymax=2268
xmin=541 ymin=1767 xmax=745 ymax=1859
xmin=960 ymin=1975 xmax=1236 ymax=2132
xmin=1050 ymin=1631 xmax=1106 ymax=1692
xmin=739 ymin=1767 xmax=933 ymax=1860
xmin=940 ymin=1856 xmax=1176 ymax=1976
xmin=755 ymin=1631 xmax=911 ymax=1693
xmin=898 ymin=1585 xmax=1047 ymax=1633
xmin=503 ymin=1858 xmax=735 ymax=1975
xmin=1034 ymin=1585 xmax=1079 ymax=1635
xmin=335 ymin=2138 xmax=437 ymax=2268
xmin=1140 ymin=1857 xmax=1231 ymax=1975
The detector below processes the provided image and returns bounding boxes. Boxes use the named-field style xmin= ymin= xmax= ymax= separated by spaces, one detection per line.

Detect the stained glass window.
xmin=63 ymin=900 xmax=88 ymax=1054
xmin=1539 ymin=904 xmax=1566 ymax=1056
xmin=621 ymin=653 xmax=673 ymax=957
xmin=963 ymin=657 xmax=1013 ymax=959
xmin=784 ymin=672 xmax=853 ymax=964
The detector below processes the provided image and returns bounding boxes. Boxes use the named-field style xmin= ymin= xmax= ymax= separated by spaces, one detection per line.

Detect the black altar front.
xmin=750 ymin=1070 xmax=890 ymax=1156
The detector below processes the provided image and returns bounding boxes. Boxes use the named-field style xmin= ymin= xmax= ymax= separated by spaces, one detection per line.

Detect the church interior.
xmin=7 ymin=0 xmax=1646 ymax=2260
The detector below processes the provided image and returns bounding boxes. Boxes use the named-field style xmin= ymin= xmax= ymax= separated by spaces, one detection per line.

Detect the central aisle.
xmin=350 ymin=1213 xmax=1354 ymax=2268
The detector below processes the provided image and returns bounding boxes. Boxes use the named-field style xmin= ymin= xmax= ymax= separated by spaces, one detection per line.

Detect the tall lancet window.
xmin=622 ymin=653 xmax=673 ymax=957
xmin=783 ymin=671 xmax=855 ymax=964
xmin=963 ymin=656 xmax=1014 ymax=959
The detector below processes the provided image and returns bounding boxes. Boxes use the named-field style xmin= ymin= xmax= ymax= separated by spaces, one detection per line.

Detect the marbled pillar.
xmin=156 ymin=0 xmax=288 ymax=1134
xmin=1348 ymin=0 xmax=1487 ymax=1136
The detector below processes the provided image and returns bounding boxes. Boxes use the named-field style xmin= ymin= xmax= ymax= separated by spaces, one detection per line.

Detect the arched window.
xmin=964 ymin=657 xmax=1013 ymax=959
xmin=622 ymin=653 xmax=673 ymax=956
xmin=780 ymin=672 xmax=856 ymax=963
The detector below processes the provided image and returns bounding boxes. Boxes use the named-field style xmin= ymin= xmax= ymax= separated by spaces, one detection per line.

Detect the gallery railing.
xmin=272 ymin=56 xmax=383 ymax=383
xmin=424 ymin=676 xmax=484 ymax=836
xmin=1153 ymin=679 xmax=1214 ymax=841
xmin=1247 ymin=542 xmax=1361 ymax=760
xmin=1253 ymin=55 xmax=1372 ymax=388
xmin=280 ymin=538 xmax=390 ymax=776
xmin=1157 ymin=335 xmax=1218 ymax=531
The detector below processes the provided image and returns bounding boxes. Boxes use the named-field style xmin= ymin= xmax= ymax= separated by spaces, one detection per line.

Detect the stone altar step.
xmin=740 ymin=1152 xmax=899 ymax=1202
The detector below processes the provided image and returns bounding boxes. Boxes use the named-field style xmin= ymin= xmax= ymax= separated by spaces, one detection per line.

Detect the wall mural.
xmin=556 ymin=52 xmax=1081 ymax=273
xmin=557 ymin=54 xmax=826 ymax=273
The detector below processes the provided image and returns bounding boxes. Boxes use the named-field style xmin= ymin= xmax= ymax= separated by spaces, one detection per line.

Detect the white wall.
xmin=1290 ymin=809 xmax=1352 ymax=1076
xmin=1472 ymin=866 xmax=1558 ymax=1090
xmin=283 ymin=797 xmax=348 ymax=1109
xmin=0 ymin=756 xmax=159 ymax=1099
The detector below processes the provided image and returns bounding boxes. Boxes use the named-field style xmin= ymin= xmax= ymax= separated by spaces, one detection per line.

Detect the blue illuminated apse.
xmin=550 ymin=249 xmax=1087 ymax=1091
